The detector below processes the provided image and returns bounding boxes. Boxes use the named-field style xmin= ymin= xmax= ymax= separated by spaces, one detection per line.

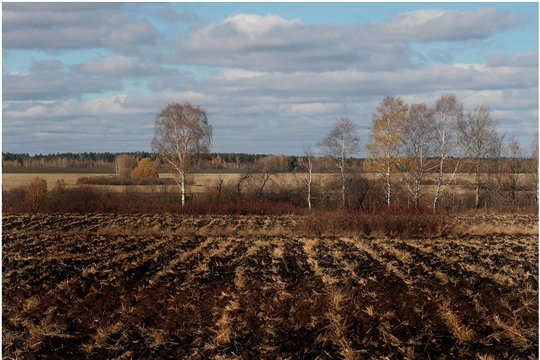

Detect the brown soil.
xmin=3 ymin=213 xmax=538 ymax=359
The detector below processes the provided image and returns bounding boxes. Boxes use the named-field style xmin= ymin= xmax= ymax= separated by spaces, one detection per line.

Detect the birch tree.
xmin=114 ymin=154 xmax=138 ymax=178
xmin=400 ymin=102 xmax=437 ymax=206
xmin=365 ymin=96 xmax=408 ymax=207
xmin=432 ymin=93 xmax=465 ymax=210
xmin=151 ymin=102 xmax=212 ymax=206
xmin=303 ymin=146 xmax=315 ymax=208
xmin=459 ymin=105 xmax=503 ymax=208
xmin=318 ymin=117 xmax=361 ymax=208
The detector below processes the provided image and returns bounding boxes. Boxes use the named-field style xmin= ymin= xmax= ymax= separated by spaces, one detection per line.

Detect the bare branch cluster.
xmin=317 ymin=116 xmax=361 ymax=207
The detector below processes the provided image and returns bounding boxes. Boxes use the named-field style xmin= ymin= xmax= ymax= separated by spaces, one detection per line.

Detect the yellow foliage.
xmin=25 ymin=177 xmax=48 ymax=208
xmin=131 ymin=158 xmax=159 ymax=179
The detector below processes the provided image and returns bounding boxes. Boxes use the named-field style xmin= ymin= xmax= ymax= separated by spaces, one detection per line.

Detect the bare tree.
xmin=253 ymin=155 xmax=288 ymax=201
xmin=151 ymin=101 xmax=212 ymax=206
xmin=303 ymin=146 xmax=315 ymax=208
xmin=236 ymin=161 xmax=256 ymax=200
xmin=459 ymin=105 xmax=503 ymax=208
xmin=399 ymin=102 xmax=437 ymax=206
xmin=365 ymin=96 xmax=408 ymax=207
xmin=506 ymin=136 xmax=524 ymax=206
xmin=214 ymin=177 xmax=225 ymax=202
xmin=432 ymin=94 xmax=466 ymax=210
xmin=318 ymin=116 xmax=361 ymax=208
xmin=481 ymin=135 xmax=505 ymax=207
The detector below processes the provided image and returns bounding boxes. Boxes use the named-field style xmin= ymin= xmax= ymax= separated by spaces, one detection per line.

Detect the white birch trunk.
xmin=181 ymin=172 xmax=186 ymax=206
xmin=307 ymin=167 xmax=312 ymax=209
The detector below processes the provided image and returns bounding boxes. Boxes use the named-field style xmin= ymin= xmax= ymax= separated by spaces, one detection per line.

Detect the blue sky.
xmin=2 ymin=2 xmax=538 ymax=156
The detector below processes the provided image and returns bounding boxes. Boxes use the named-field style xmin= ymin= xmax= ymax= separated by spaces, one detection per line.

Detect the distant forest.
xmin=2 ymin=151 xmax=349 ymax=171
xmin=2 ymin=151 xmax=535 ymax=174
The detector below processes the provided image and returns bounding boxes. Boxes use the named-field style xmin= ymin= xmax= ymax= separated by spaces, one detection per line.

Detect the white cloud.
xmin=2 ymin=72 xmax=123 ymax=101
xmin=204 ymin=64 xmax=537 ymax=102
xmin=172 ymin=13 xmax=415 ymax=72
xmin=375 ymin=6 xmax=522 ymax=42
xmin=219 ymin=13 xmax=302 ymax=38
xmin=487 ymin=51 xmax=539 ymax=67
xmin=387 ymin=9 xmax=447 ymax=28
xmin=3 ymin=3 xmax=158 ymax=50
xmin=213 ymin=69 xmax=265 ymax=81
xmin=280 ymin=102 xmax=346 ymax=116
xmin=71 ymin=56 xmax=177 ymax=77
xmin=453 ymin=63 xmax=489 ymax=72
xmin=170 ymin=7 xmax=522 ymax=72
xmin=460 ymin=89 xmax=538 ymax=111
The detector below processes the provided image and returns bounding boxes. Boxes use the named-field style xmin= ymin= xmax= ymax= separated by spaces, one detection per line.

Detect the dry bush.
xmin=77 ymin=175 xmax=132 ymax=186
xmin=178 ymin=200 xmax=301 ymax=216
xmin=24 ymin=177 xmax=49 ymax=210
xmin=2 ymin=186 xmax=27 ymax=211
xmin=295 ymin=205 xmax=453 ymax=237
xmin=76 ymin=175 xmax=175 ymax=186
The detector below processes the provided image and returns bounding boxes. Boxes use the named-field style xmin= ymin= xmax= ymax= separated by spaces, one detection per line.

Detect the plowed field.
xmin=3 ymin=213 xmax=538 ymax=359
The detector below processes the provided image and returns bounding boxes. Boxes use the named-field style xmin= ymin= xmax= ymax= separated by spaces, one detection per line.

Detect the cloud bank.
xmin=2 ymin=3 xmax=537 ymax=155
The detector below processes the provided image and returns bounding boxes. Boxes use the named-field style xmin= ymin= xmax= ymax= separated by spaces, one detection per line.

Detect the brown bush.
xmin=76 ymin=175 xmax=175 ymax=186
xmin=295 ymin=205 xmax=453 ymax=237
xmin=24 ymin=177 xmax=49 ymax=211
xmin=2 ymin=187 xmax=27 ymax=211
xmin=76 ymin=175 xmax=132 ymax=186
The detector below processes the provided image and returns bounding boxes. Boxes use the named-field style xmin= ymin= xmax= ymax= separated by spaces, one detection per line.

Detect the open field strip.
xmin=2 ymin=173 xmax=97 ymax=190
xmin=3 ymin=170 xmax=508 ymax=194
xmin=3 ymin=172 xmax=331 ymax=192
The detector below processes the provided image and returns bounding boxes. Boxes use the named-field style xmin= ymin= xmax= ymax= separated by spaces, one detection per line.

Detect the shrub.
xmin=77 ymin=175 xmax=132 ymax=186
xmin=294 ymin=205 xmax=453 ymax=237
xmin=76 ymin=175 xmax=175 ymax=186
xmin=131 ymin=158 xmax=159 ymax=179
xmin=2 ymin=187 xmax=27 ymax=212
xmin=24 ymin=177 xmax=49 ymax=211
xmin=175 ymin=200 xmax=301 ymax=216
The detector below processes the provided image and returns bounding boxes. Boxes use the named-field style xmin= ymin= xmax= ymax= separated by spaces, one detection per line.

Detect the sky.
xmin=2 ymin=2 xmax=538 ymax=157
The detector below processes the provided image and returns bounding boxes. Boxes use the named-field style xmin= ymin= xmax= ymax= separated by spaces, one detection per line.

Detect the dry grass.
xmin=458 ymin=221 xmax=538 ymax=235
xmin=2 ymin=173 xmax=94 ymax=190
xmin=1 ymin=172 xmax=327 ymax=192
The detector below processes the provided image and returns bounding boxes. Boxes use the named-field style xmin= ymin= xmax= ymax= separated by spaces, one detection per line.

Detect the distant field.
xmin=2 ymin=173 xmax=99 ymax=190
xmin=2 ymin=171 xmax=331 ymax=193
xmin=1 ymin=167 xmax=114 ymax=174
xmin=2 ymin=168 xmax=534 ymax=201
xmin=1 ymin=167 xmax=247 ymax=175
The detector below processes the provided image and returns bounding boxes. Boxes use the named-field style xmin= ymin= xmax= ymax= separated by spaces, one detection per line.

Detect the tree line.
xmin=2 ymin=151 xmax=309 ymax=170
xmin=311 ymin=94 xmax=538 ymax=210
xmin=147 ymin=98 xmax=537 ymax=210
